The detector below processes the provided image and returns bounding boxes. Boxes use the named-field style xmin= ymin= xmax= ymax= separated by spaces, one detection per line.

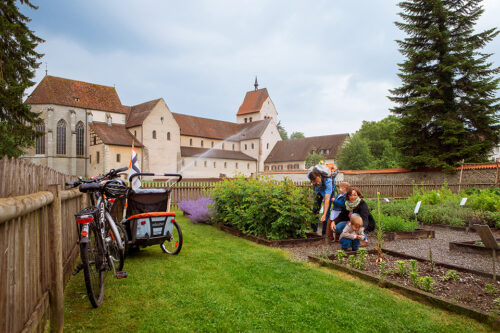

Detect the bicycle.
xmin=67 ymin=167 xmax=129 ymax=308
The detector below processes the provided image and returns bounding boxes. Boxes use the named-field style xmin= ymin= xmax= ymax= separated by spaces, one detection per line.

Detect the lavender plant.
xmin=179 ymin=197 xmax=213 ymax=224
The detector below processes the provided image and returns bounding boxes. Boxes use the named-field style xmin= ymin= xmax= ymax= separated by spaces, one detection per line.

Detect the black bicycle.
xmin=67 ymin=167 xmax=129 ymax=308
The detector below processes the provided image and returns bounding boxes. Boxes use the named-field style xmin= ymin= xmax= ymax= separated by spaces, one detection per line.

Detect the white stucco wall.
xmin=179 ymin=157 xmax=256 ymax=178
xmin=140 ymin=99 xmax=181 ymax=174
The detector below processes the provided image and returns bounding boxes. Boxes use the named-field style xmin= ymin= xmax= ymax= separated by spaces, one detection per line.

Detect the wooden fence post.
xmin=458 ymin=159 xmax=465 ymax=192
xmin=48 ymin=185 xmax=64 ymax=333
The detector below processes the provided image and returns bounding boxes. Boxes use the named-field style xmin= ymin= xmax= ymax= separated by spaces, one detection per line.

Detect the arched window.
xmin=224 ymin=162 xmax=227 ymax=168
xmin=152 ymin=130 xmax=157 ymax=139
xmin=56 ymin=119 xmax=66 ymax=155
xmin=190 ymin=138 xmax=193 ymax=146
xmin=201 ymin=140 xmax=204 ymax=147
xmin=35 ymin=123 xmax=45 ymax=154
xmin=76 ymin=121 xmax=84 ymax=156
xmin=167 ymin=132 xmax=171 ymax=140
xmin=235 ymin=162 xmax=238 ymax=169
xmin=211 ymin=141 xmax=214 ymax=148
xmin=251 ymin=143 xmax=254 ymax=149
xmin=134 ymin=130 xmax=137 ymax=137
xmin=244 ymin=144 xmax=247 ymax=150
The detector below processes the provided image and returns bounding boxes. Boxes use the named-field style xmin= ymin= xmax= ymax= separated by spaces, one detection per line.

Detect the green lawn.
xmin=63 ymin=213 xmax=490 ymax=332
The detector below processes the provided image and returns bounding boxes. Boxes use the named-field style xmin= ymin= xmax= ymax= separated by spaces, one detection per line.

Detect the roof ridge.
xmin=45 ymin=75 xmax=117 ymax=90
xmin=172 ymin=112 xmax=237 ymax=125
xmin=131 ymin=98 xmax=162 ymax=108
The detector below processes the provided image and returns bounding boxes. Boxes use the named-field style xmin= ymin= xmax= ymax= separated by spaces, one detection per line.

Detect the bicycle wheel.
xmin=160 ymin=221 xmax=183 ymax=255
xmin=80 ymin=223 xmax=105 ymax=308
xmin=107 ymin=223 xmax=126 ymax=271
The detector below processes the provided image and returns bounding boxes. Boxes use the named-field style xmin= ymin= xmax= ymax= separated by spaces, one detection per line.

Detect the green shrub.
xmin=379 ymin=214 xmax=418 ymax=232
xmin=466 ymin=188 xmax=500 ymax=212
xmin=210 ymin=176 xmax=315 ymax=240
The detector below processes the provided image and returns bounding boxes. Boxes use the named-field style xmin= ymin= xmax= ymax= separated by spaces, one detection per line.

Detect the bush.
xmin=465 ymin=188 xmax=500 ymax=212
xmin=210 ymin=176 xmax=314 ymax=240
xmin=179 ymin=197 xmax=213 ymax=224
xmin=379 ymin=214 xmax=418 ymax=232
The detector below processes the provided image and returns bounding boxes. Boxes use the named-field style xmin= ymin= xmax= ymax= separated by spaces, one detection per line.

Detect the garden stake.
xmin=428 ymin=235 xmax=434 ymax=272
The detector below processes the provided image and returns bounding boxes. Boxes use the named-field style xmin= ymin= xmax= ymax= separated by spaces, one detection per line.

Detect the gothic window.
xmin=56 ymin=119 xmax=66 ymax=155
xmin=76 ymin=121 xmax=84 ymax=156
xmin=167 ymin=132 xmax=171 ymax=140
xmin=35 ymin=123 xmax=45 ymax=154
xmin=152 ymin=130 xmax=157 ymax=139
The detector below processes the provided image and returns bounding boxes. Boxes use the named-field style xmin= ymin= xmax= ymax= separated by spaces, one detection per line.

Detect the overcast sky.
xmin=24 ymin=0 xmax=500 ymax=137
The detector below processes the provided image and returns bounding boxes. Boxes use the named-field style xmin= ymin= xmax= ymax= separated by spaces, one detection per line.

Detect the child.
xmin=339 ymin=214 xmax=366 ymax=251
xmin=326 ymin=182 xmax=349 ymax=240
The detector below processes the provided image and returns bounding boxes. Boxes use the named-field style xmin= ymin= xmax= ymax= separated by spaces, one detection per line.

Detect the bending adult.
xmin=332 ymin=187 xmax=370 ymax=241
xmin=307 ymin=168 xmax=333 ymax=235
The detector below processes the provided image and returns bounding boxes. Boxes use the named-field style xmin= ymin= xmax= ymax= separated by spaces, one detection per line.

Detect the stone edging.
xmin=218 ymin=225 xmax=323 ymax=246
xmin=308 ymin=255 xmax=499 ymax=328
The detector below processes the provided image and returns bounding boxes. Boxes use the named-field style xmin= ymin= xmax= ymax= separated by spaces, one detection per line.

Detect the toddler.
xmin=339 ymin=214 xmax=366 ymax=251
xmin=326 ymin=182 xmax=349 ymax=240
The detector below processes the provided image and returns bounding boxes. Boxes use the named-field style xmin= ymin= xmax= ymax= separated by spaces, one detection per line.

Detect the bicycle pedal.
xmin=115 ymin=271 xmax=128 ymax=279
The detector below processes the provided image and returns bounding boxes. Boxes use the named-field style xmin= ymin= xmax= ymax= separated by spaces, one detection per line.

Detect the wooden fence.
xmin=141 ymin=179 xmax=498 ymax=205
xmin=0 ymin=157 xmax=85 ymax=333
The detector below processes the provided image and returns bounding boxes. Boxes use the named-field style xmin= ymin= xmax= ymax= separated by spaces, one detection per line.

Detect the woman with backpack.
xmin=331 ymin=186 xmax=375 ymax=243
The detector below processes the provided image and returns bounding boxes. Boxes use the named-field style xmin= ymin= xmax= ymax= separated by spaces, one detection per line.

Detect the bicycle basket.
xmin=103 ymin=179 xmax=128 ymax=198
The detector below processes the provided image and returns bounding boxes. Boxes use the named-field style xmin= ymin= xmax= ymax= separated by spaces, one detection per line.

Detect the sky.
xmin=23 ymin=0 xmax=500 ymax=137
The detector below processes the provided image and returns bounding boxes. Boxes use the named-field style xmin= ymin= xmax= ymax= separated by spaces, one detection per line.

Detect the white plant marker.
xmin=383 ymin=198 xmax=390 ymax=203
xmin=414 ymin=201 xmax=422 ymax=215
xmin=460 ymin=197 xmax=468 ymax=206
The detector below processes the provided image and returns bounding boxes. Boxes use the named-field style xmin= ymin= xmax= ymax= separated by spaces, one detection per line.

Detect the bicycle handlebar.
xmin=65 ymin=166 xmax=129 ymax=189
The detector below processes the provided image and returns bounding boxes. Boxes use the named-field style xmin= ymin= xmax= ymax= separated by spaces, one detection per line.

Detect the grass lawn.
xmin=63 ymin=213 xmax=491 ymax=332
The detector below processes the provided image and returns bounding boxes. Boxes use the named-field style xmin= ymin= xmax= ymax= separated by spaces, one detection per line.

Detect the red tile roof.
xmin=26 ymin=75 xmax=127 ymax=114
xmin=180 ymin=147 xmax=255 ymax=161
xmin=237 ymin=88 xmax=269 ymax=116
xmin=126 ymin=99 xmax=162 ymax=127
xmin=265 ymin=134 xmax=349 ymax=163
xmin=459 ymin=163 xmax=499 ymax=170
xmin=90 ymin=122 xmax=143 ymax=147
xmin=173 ymin=113 xmax=239 ymax=140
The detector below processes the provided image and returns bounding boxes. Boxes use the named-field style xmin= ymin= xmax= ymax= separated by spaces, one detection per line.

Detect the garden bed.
xmin=384 ymin=228 xmax=435 ymax=241
xmin=450 ymin=239 xmax=500 ymax=255
xmin=218 ymin=225 xmax=324 ymax=246
xmin=308 ymin=250 xmax=500 ymax=325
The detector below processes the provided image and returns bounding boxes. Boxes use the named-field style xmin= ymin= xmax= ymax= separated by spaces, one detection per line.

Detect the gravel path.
xmin=281 ymin=225 xmax=498 ymax=274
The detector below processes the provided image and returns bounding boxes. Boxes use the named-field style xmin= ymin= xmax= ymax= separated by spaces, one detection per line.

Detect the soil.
xmin=276 ymin=225 xmax=500 ymax=315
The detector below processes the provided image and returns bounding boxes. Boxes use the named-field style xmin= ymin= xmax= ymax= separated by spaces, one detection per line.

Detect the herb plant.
xmin=396 ymin=261 xmax=406 ymax=276
xmin=440 ymin=270 xmax=460 ymax=282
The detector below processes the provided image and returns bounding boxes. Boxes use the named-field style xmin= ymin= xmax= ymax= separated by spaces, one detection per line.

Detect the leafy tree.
xmin=305 ymin=147 xmax=324 ymax=169
xmin=290 ymin=131 xmax=305 ymax=139
xmin=389 ymin=0 xmax=500 ymax=171
xmin=277 ymin=121 xmax=288 ymax=140
xmin=0 ymin=0 xmax=44 ymax=158
xmin=337 ymin=135 xmax=374 ymax=170
xmin=336 ymin=116 xmax=402 ymax=170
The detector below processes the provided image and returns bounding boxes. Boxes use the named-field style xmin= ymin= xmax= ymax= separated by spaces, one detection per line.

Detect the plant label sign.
xmin=460 ymin=198 xmax=467 ymax=206
xmin=414 ymin=201 xmax=422 ymax=215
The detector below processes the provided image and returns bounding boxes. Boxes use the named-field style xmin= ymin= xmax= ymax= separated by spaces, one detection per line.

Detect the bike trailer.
xmin=126 ymin=212 xmax=177 ymax=246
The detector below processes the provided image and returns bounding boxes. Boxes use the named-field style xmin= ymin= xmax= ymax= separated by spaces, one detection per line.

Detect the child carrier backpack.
xmin=311 ymin=163 xmax=339 ymax=179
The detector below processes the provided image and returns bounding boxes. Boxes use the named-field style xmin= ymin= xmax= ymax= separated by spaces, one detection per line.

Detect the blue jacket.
xmin=332 ymin=193 xmax=346 ymax=211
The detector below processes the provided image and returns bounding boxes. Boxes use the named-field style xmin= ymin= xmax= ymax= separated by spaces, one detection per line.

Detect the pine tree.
xmin=0 ymin=0 xmax=44 ymax=158
xmin=389 ymin=0 xmax=500 ymax=171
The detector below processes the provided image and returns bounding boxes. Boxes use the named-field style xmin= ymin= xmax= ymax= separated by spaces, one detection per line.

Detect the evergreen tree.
xmin=0 ymin=0 xmax=44 ymax=158
xmin=389 ymin=0 xmax=500 ymax=171
xmin=277 ymin=121 xmax=288 ymax=140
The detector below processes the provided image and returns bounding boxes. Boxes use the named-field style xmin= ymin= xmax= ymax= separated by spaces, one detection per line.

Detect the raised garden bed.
xmin=218 ymin=225 xmax=323 ymax=247
xmin=383 ymin=228 xmax=435 ymax=241
xmin=308 ymin=249 xmax=500 ymax=326
xmin=450 ymin=239 xmax=500 ymax=255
